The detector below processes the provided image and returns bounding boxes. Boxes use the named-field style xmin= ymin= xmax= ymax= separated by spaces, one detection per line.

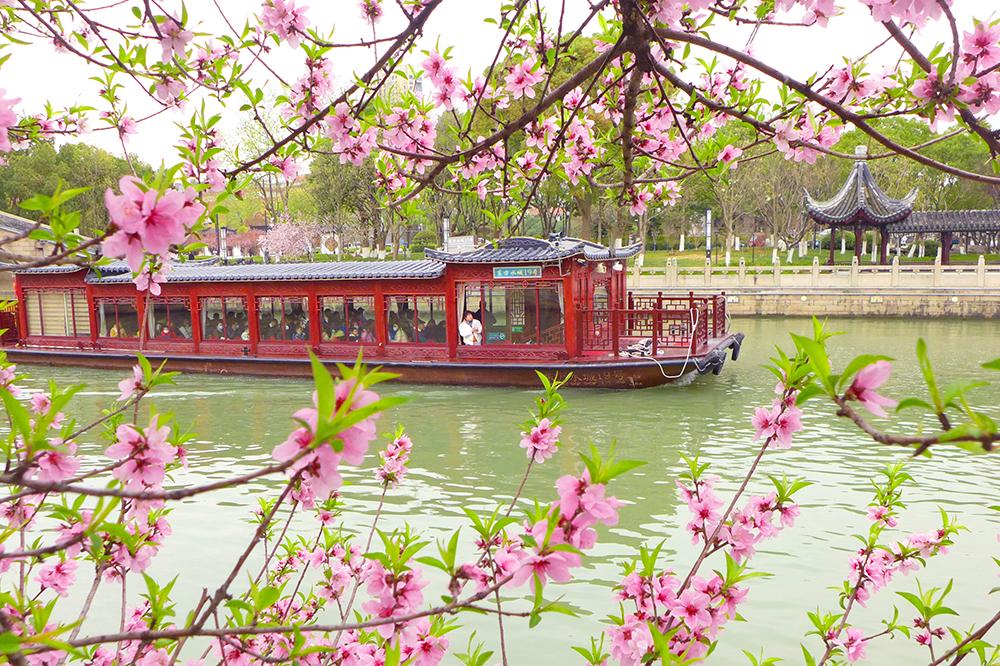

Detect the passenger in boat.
xmin=205 ymin=313 xmax=223 ymax=339
xmin=108 ymin=321 xmax=123 ymax=338
xmin=359 ymin=324 xmax=375 ymax=343
xmin=388 ymin=313 xmax=410 ymax=343
xmin=459 ymin=311 xmax=482 ymax=345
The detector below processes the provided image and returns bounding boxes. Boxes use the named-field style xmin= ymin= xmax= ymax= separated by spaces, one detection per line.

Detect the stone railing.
xmin=631 ymin=255 xmax=1000 ymax=290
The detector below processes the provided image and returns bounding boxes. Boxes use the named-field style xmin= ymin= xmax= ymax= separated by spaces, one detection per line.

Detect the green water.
xmin=14 ymin=316 xmax=1000 ymax=664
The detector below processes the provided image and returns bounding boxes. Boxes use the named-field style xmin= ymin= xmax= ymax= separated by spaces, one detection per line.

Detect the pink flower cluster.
xmin=861 ymin=0 xmax=951 ymax=26
xmin=519 ymin=417 xmax=561 ymax=463
xmin=846 ymin=531 xmax=944 ymax=607
xmin=0 ymin=88 xmax=20 ymax=157
xmin=272 ymin=378 xmax=381 ymax=502
xmin=375 ymin=432 xmax=412 ymax=487
xmin=260 ymin=0 xmax=310 ymax=47
xmin=361 ymin=560 xmax=429 ymax=638
xmin=102 ymin=176 xmax=205 ymax=289
xmin=159 ymin=18 xmax=193 ymax=63
xmin=609 ymin=568 xmax=748 ymax=663
xmin=507 ymin=471 xmax=622 ymax=591
xmin=751 ymin=400 xmax=803 ymax=450
xmin=105 ymin=415 xmax=179 ymax=491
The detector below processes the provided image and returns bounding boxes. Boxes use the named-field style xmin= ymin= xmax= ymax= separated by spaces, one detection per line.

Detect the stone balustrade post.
xmin=632 ymin=261 xmax=641 ymax=284
xmin=932 ymin=253 xmax=942 ymax=286
xmin=811 ymin=257 xmax=820 ymax=286
xmin=738 ymin=258 xmax=746 ymax=286
xmin=704 ymin=258 xmax=712 ymax=286
xmin=890 ymin=255 xmax=900 ymax=286
xmin=772 ymin=258 xmax=781 ymax=286
xmin=849 ymin=255 xmax=859 ymax=287
xmin=666 ymin=258 xmax=677 ymax=286
xmin=977 ymin=254 xmax=986 ymax=287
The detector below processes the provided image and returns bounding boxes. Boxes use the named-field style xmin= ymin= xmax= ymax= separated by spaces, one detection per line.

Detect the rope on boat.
xmin=621 ymin=306 xmax=700 ymax=381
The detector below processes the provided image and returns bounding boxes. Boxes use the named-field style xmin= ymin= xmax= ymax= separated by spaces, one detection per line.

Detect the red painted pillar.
xmin=563 ymin=264 xmax=578 ymax=358
xmin=445 ymin=274 xmax=458 ymax=359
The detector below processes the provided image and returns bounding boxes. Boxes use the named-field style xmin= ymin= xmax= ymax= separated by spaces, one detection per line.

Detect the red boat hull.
xmin=3 ymin=334 xmax=743 ymax=389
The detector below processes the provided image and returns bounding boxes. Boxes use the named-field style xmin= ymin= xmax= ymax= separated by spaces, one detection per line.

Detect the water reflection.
xmin=15 ymin=316 xmax=1000 ymax=663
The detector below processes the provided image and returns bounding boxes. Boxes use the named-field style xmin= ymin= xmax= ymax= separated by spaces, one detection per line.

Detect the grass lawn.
xmin=638 ymin=249 xmax=999 ymax=268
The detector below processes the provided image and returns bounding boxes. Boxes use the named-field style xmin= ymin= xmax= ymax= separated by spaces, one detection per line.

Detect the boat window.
xmin=320 ymin=296 xmax=376 ymax=343
xmin=23 ymin=289 xmax=90 ymax=337
xmin=200 ymin=297 xmax=249 ymax=341
xmin=458 ymin=282 xmax=564 ymax=345
xmin=146 ymin=298 xmax=193 ymax=340
xmin=257 ymin=296 xmax=310 ymax=342
xmin=95 ymin=298 xmax=140 ymax=338
xmin=385 ymin=295 xmax=446 ymax=344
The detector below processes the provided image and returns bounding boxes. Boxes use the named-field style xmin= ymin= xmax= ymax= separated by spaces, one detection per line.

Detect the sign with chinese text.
xmin=492 ymin=266 xmax=542 ymax=279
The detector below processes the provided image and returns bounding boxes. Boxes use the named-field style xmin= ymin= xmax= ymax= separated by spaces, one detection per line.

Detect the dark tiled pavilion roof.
xmin=805 ymin=159 xmax=917 ymax=227
xmin=0 ymin=211 xmax=39 ymax=236
xmin=83 ymin=260 xmax=445 ymax=284
xmin=425 ymin=236 xmax=642 ymax=263
xmin=887 ymin=210 xmax=1000 ymax=234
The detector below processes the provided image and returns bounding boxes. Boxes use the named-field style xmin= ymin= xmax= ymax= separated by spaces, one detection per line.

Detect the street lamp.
xmin=705 ymin=209 xmax=712 ymax=262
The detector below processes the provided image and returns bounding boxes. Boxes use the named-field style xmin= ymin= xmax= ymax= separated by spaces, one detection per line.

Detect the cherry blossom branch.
xmin=927 ymin=609 xmax=1000 ymax=666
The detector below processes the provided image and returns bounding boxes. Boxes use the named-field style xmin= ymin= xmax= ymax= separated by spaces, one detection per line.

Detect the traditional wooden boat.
xmin=3 ymin=237 xmax=743 ymax=388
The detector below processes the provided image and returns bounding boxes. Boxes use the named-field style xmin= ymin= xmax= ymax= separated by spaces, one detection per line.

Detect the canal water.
xmin=15 ymin=317 xmax=1000 ymax=663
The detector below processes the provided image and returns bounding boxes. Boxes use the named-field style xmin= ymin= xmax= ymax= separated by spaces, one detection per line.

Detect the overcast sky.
xmin=2 ymin=1 xmax=993 ymax=166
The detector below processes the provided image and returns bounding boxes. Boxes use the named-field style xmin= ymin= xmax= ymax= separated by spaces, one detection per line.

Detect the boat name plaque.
xmin=492 ymin=266 xmax=542 ymax=279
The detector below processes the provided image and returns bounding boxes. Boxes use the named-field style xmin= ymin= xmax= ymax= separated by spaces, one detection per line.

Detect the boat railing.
xmin=0 ymin=302 xmax=18 ymax=345
xmin=580 ymin=291 xmax=723 ymax=356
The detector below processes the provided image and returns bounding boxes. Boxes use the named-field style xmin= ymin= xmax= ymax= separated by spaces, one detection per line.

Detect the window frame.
xmin=457 ymin=280 xmax=565 ymax=346
xmin=199 ymin=296 xmax=250 ymax=342
xmin=318 ymin=295 xmax=376 ymax=344
xmin=255 ymin=296 xmax=310 ymax=343
xmin=146 ymin=297 xmax=194 ymax=341
xmin=23 ymin=288 xmax=90 ymax=338
xmin=384 ymin=294 xmax=447 ymax=345
xmin=94 ymin=297 xmax=141 ymax=339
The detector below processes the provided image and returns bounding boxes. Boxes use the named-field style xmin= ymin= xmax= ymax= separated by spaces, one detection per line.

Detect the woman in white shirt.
xmin=458 ymin=311 xmax=483 ymax=345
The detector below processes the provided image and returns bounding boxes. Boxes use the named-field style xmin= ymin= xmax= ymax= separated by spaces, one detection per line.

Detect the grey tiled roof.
xmin=0 ymin=211 xmax=38 ymax=235
xmin=426 ymin=236 xmax=643 ymax=263
xmin=84 ymin=259 xmax=445 ymax=284
xmin=887 ymin=210 xmax=1000 ymax=234
xmin=805 ymin=160 xmax=916 ymax=226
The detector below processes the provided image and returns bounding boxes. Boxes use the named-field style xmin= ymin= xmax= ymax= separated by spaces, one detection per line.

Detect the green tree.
xmin=0 ymin=142 xmax=145 ymax=236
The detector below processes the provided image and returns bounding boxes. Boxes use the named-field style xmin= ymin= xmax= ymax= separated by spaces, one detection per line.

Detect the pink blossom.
xmin=261 ymin=0 xmax=310 ymax=47
xmin=270 ymin=156 xmax=299 ymax=181
xmin=504 ymin=58 xmax=544 ymax=99
xmin=670 ymin=588 xmax=712 ymax=630
xmin=717 ymin=144 xmax=743 ymax=167
xmin=135 ymin=263 xmax=170 ymax=296
xmin=751 ymin=403 xmax=803 ymax=449
xmin=159 ymin=18 xmax=193 ymax=63
xmin=29 ymin=392 xmax=51 ymax=415
xmin=846 ymin=361 xmax=897 ymax=417
xmin=103 ymin=176 xmax=205 ymax=258
xmin=119 ymin=364 xmax=144 ymax=401
xmin=866 ymin=504 xmax=898 ymax=527
xmin=273 ymin=379 xmax=380 ymax=499
xmin=962 ymin=20 xmax=1000 ymax=70
xmin=519 ymin=417 xmax=561 ymax=463
xmin=36 ymin=559 xmax=77 ymax=596
xmin=36 ymin=441 xmax=79 ymax=483
xmin=106 ymin=416 xmax=178 ymax=490
xmin=837 ymin=626 xmax=867 ymax=662
xmin=510 ymin=549 xmax=574 ymax=590
xmin=0 ymin=89 xmax=19 ymax=153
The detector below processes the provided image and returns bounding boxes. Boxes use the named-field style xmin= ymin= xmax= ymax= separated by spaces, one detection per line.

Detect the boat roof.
xmin=426 ymin=236 xmax=642 ymax=263
xmin=88 ymin=259 xmax=445 ymax=284
xmin=15 ymin=237 xmax=640 ymax=283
